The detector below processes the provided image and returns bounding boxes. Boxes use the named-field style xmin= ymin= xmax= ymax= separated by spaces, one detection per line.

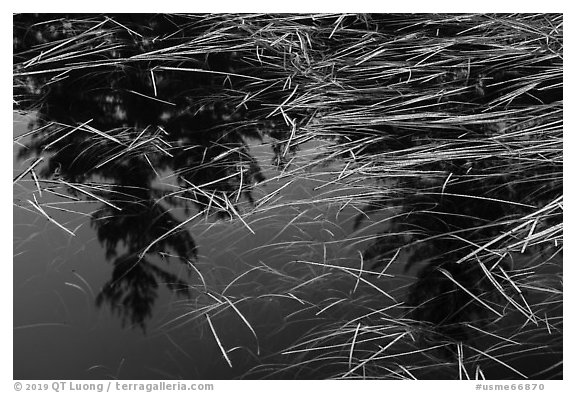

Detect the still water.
xmin=13 ymin=14 xmax=562 ymax=380
xmin=13 ymin=112 xmax=409 ymax=379
xmin=13 ymin=109 xmax=561 ymax=379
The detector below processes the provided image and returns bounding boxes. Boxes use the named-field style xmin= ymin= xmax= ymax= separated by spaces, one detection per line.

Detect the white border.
xmin=4 ymin=4 xmax=572 ymax=390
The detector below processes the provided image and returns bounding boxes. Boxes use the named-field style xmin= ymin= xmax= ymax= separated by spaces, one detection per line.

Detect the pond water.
xmin=13 ymin=111 xmax=410 ymax=379
xmin=13 ymin=14 xmax=562 ymax=380
xmin=12 ymin=112 xmax=562 ymax=379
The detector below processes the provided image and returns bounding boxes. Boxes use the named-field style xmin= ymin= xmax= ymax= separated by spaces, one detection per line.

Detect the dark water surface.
xmin=13 ymin=14 xmax=562 ymax=380
xmin=13 ymin=112 xmax=407 ymax=379
xmin=12 ymin=113 xmax=562 ymax=379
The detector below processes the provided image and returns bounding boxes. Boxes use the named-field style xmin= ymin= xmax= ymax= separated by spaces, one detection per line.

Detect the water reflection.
xmin=92 ymin=186 xmax=196 ymax=329
xmin=357 ymin=148 xmax=562 ymax=345
xmin=13 ymin=14 xmax=290 ymax=329
xmin=14 ymin=14 xmax=562 ymax=376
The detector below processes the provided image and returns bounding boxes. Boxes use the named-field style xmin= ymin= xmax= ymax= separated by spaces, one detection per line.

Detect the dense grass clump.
xmin=14 ymin=13 xmax=562 ymax=379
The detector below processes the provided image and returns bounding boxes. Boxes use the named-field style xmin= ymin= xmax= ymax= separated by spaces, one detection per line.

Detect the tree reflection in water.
xmin=14 ymin=14 xmax=287 ymax=329
xmin=357 ymin=140 xmax=562 ymax=349
xmin=14 ymin=14 xmax=562 ymax=356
